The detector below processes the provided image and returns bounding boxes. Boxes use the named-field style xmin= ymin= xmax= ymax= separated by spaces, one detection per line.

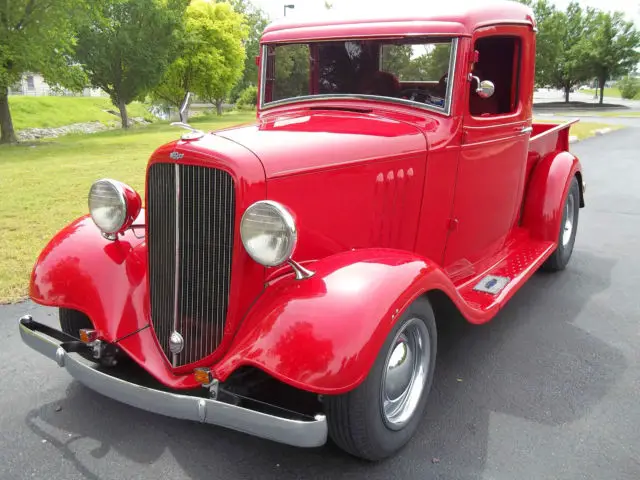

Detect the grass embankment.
xmin=582 ymin=87 xmax=640 ymax=100
xmin=569 ymin=121 xmax=623 ymax=140
xmin=9 ymin=96 xmax=153 ymax=130
xmin=554 ymin=111 xmax=640 ymax=118
xmin=536 ymin=120 xmax=624 ymax=140
xmin=0 ymin=111 xmax=257 ymax=303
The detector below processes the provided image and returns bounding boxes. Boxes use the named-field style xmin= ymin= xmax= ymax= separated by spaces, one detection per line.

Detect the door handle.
xmin=520 ymin=126 xmax=533 ymax=134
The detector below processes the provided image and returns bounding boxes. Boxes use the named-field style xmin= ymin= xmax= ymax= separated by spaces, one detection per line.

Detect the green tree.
xmin=236 ymin=85 xmax=258 ymax=108
xmin=153 ymin=0 xmax=247 ymax=117
xmin=0 ymin=0 xmax=91 ymax=143
xmin=519 ymin=0 xmax=593 ymax=102
xmin=617 ymin=75 xmax=640 ymax=100
xmin=381 ymin=43 xmax=451 ymax=81
xmin=520 ymin=0 xmax=564 ymax=88
xmin=271 ymin=44 xmax=310 ymax=101
xmin=228 ymin=0 xmax=269 ymax=102
xmin=583 ymin=11 xmax=640 ymax=104
xmin=74 ymin=0 xmax=188 ymax=129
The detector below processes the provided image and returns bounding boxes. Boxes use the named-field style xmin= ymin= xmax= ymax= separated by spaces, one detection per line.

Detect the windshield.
xmin=261 ymin=37 xmax=456 ymax=112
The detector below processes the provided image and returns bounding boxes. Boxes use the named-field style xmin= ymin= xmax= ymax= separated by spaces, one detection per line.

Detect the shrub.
xmin=617 ymin=76 xmax=640 ymax=100
xmin=237 ymin=85 xmax=258 ymax=109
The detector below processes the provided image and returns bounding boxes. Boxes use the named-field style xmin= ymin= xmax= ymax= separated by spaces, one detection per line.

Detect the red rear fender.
xmin=521 ymin=151 xmax=582 ymax=243
xmin=212 ymin=249 xmax=460 ymax=395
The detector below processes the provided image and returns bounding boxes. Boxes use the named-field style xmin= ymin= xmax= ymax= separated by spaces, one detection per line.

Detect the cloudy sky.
xmin=251 ymin=0 xmax=640 ymax=26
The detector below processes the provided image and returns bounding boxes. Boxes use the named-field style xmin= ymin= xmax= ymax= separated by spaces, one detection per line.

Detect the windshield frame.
xmin=258 ymin=37 xmax=459 ymax=116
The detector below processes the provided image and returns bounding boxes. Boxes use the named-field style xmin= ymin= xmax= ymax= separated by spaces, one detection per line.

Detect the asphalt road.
xmin=1 ymin=128 xmax=640 ymax=480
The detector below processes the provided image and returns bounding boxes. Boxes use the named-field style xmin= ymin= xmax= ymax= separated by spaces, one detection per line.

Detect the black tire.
xmin=324 ymin=297 xmax=437 ymax=461
xmin=542 ymin=176 xmax=580 ymax=272
xmin=59 ymin=308 xmax=93 ymax=338
xmin=59 ymin=308 xmax=99 ymax=362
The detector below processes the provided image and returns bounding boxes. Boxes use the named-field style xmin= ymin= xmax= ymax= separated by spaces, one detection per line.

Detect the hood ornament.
xmin=170 ymin=92 xmax=204 ymax=140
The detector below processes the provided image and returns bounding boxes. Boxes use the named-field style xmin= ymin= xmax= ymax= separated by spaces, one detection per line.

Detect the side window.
xmin=469 ymin=36 xmax=521 ymax=117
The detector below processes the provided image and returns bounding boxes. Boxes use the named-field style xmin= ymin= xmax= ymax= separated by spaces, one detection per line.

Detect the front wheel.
xmin=542 ymin=176 xmax=580 ymax=272
xmin=324 ymin=297 xmax=437 ymax=461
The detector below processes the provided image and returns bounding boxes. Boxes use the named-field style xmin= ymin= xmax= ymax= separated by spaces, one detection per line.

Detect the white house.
xmin=9 ymin=72 xmax=106 ymax=97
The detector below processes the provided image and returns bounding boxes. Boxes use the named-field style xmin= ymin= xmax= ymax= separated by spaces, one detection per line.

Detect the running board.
xmin=456 ymin=239 xmax=556 ymax=317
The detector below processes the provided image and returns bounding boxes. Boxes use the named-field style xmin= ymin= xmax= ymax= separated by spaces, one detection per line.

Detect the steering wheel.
xmin=400 ymin=88 xmax=433 ymax=103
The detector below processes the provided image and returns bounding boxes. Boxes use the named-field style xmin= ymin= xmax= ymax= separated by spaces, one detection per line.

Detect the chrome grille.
xmin=147 ymin=163 xmax=235 ymax=366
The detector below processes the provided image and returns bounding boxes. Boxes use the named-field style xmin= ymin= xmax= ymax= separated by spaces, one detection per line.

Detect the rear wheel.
xmin=542 ymin=176 xmax=580 ymax=272
xmin=324 ymin=297 xmax=437 ymax=461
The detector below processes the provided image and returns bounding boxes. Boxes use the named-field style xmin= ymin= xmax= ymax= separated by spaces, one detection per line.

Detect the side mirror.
xmin=469 ymin=74 xmax=495 ymax=99
xmin=476 ymin=80 xmax=495 ymax=99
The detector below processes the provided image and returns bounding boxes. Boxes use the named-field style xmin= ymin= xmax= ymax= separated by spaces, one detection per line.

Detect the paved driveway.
xmin=1 ymin=128 xmax=639 ymax=480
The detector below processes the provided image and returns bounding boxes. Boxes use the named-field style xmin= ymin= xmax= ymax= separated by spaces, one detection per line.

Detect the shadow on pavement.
xmin=23 ymin=252 xmax=627 ymax=480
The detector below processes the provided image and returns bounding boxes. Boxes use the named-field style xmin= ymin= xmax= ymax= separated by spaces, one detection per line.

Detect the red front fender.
xmin=30 ymin=213 xmax=148 ymax=340
xmin=212 ymin=249 xmax=459 ymax=395
xmin=29 ymin=212 xmax=198 ymax=390
xmin=522 ymin=150 xmax=583 ymax=243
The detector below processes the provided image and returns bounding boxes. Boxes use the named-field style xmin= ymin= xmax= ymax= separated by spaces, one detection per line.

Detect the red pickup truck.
xmin=19 ymin=1 xmax=584 ymax=461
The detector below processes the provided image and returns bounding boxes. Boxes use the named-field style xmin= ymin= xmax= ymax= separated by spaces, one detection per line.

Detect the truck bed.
xmin=530 ymin=119 xmax=579 ymax=157
xmin=526 ymin=118 xmax=579 ymax=180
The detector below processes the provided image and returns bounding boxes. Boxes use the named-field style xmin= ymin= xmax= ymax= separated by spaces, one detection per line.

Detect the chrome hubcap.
xmin=562 ymin=193 xmax=575 ymax=247
xmin=381 ymin=317 xmax=430 ymax=430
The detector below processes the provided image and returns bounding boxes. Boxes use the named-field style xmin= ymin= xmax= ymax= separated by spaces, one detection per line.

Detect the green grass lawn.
xmin=570 ymin=121 xmax=623 ymax=139
xmin=9 ymin=96 xmax=153 ymax=130
xmin=582 ymin=88 xmax=640 ymax=100
xmin=536 ymin=120 xmax=624 ymax=140
xmin=0 ymin=111 xmax=257 ymax=303
xmin=553 ymin=111 xmax=640 ymax=118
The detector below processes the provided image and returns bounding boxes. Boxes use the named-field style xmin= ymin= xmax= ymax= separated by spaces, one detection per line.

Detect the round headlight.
xmin=240 ymin=201 xmax=297 ymax=267
xmin=88 ymin=179 xmax=127 ymax=234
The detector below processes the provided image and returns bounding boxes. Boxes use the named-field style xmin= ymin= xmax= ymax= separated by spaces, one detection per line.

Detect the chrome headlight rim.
xmin=88 ymin=178 xmax=128 ymax=235
xmin=240 ymin=200 xmax=298 ymax=267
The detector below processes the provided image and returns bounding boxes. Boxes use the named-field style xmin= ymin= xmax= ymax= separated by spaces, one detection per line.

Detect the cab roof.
xmin=261 ymin=1 xmax=535 ymax=43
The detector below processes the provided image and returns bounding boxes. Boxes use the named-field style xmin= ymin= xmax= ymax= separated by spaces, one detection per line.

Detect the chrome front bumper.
xmin=18 ymin=315 xmax=328 ymax=448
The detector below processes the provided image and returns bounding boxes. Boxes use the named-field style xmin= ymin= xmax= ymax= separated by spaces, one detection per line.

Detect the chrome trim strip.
xmin=259 ymin=44 xmax=267 ymax=111
xmin=18 ymin=316 xmax=328 ymax=449
xmin=172 ymin=163 xmax=181 ymax=367
xmin=259 ymin=37 xmax=459 ymax=116
xmin=262 ymin=93 xmax=448 ymax=114
xmin=444 ymin=37 xmax=459 ymax=117
xmin=530 ymin=118 xmax=580 ymax=141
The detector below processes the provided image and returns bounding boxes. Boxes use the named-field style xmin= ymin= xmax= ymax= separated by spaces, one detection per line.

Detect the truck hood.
xmin=215 ymin=110 xmax=427 ymax=178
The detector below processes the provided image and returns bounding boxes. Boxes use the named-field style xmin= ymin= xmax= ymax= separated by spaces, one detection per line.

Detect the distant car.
xmin=19 ymin=0 xmax=585 ymax=461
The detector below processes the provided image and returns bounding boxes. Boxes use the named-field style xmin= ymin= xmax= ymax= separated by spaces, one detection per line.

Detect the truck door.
xmin=443 ymin=27 xmax=535 ymax=279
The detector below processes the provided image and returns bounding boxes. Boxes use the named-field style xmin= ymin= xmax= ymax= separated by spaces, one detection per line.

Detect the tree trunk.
xmin=215 ymin=99 xmax=223 ymax=116
xmin=117 ymin=100 xmax=129 ymax=129
xmin=0 ymin=86 xmax=17 ymax=144
xmin=598 ymin=76 xmax=605 ymax=105
xmin=564 ymin=84 xmax=570 ymax=103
